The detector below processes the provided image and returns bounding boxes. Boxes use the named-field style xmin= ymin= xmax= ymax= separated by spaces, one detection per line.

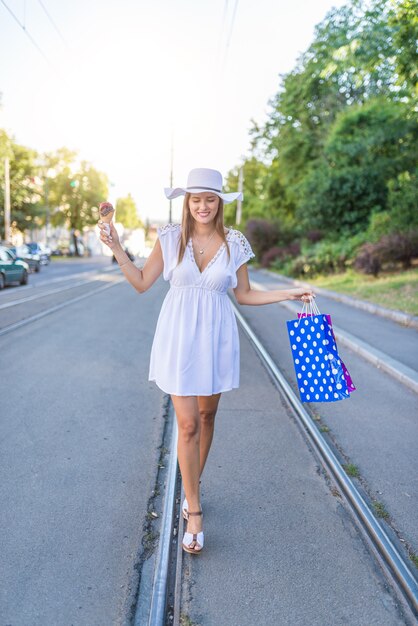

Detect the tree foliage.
xmin=389 ymin=0 xmax=418 ymax=93
xmin=0 ymin=132 xmax=109 ymax=246
xmin=50 ymin=159 xmax=108 ymax=231
xmin=115 ymin=194 xmax=143 ymax=229
xmin=298 ymin=99 xmax=418 ymax=235
xmin=225 ymin=0 xmax=417 ymax=263
xmin=223 ymin=157 xmax=269 ymax=226
xmin=0 ymin=130 xmax=43 ymax=239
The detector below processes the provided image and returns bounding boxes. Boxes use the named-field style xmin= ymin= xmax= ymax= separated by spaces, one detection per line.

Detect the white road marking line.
xmin=0 ymin=277 xmax=125 ymax=337
xmin=0 ymin=270 xmax=119 ymax=310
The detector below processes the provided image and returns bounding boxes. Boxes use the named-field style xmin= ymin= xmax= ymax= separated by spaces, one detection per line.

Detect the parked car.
xmin=26 ymin=242 xmax=50 ymax=265
xmin=51 ymin=248 xmax=66 ymax=256
xmin=0 ymin=245 xmax=29 ymax=288
xmin=9 ymin=244 xmax=41 ymax=273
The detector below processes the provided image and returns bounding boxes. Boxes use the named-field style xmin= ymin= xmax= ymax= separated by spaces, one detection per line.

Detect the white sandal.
xmin=182 ymin=510 xmax=204 ymax=554
xmin=182 ymin=480 xmax=202 ymax=520
xmin=182 ymin=497 xmax=189 ymax=520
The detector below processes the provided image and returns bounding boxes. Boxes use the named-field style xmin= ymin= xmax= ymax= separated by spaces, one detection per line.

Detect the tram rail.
xmin=2 ymin=269 xmax=417 ymax=622
xmin=137 ymin=295 xmax=418 ymax=625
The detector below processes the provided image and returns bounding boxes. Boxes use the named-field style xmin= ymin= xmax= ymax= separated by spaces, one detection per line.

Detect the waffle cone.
xmin=99 ymin=202 xmax=115 ymax=223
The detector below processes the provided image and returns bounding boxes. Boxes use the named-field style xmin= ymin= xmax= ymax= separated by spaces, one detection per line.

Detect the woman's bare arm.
xmin=98 ymin=221 xmax=163 ymax=293
xmin=233 ymin=263 xmax=313 ymax=305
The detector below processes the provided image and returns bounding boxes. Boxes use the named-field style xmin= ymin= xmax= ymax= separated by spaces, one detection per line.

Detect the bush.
xmin=290 ymin=256 xmax=315 ymax=277
xmin=261 ymin=242 xmax=301 ymax=268
xmin=245 ymin=219 xmax=281 ymax=259
xmin=354 ymin=243 xmax=382 ymax=276
xmin=280 ymin=253 xmax=334 ymax=278
xmin=354 ymin=231 xmax=418 ymax=275
xmin=307 ymin=237 xmax=366 ymax=274
xmin=367 ymin=210 xmax=392 ymax=242
xmin=245 ymin=219 xmax=297 ymax=259
xmin=387 ymin=169 xmax=418 ymax=233
xmin=379 ymin=232 xmax=418 ymax=269
xmin=261 ymin=246 xmax=285 ymax=268
xmin=306 ymin=230 xmax=324 ymax=243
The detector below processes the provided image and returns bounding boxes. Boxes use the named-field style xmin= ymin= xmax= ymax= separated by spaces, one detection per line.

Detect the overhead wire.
xmin=225 ymin=0 xmax=239 ymax=51
xmin=0 ymin=0 xmax=54 ymax=66
xmin=220 ymin=0 xmax=240 ymax=77
xmin=36 ymin=0 xmax=67 ymax=45
xmin=214 ymin=0 xmax=229 ymax=71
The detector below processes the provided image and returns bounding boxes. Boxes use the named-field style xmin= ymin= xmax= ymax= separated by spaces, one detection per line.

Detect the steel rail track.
xmin=230 ymin=299 xmax=418 ymax=617
xmin=147 ymin=416 xmax=179 ymax=625
xmin=137 ymin=297 xmax=418 ymax=624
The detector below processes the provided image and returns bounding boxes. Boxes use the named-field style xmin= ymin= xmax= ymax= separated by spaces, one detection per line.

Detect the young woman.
xmin=98 ymin=168 xmax=314 ymax=555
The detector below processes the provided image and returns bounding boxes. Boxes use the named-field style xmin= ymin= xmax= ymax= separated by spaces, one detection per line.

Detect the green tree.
xmin=223 ymin=157 xmax=270 ymax=227
xmin=298 ymin=98 xmax=418 ymax=235
xmin=0 ymin=130 xmax=43 ymax=239
xmin=387 ymin=168 xmax=418 ymax=232
xmin=51 ymin=159 xmax=108 ymax=255
xmin=389 ymin=0 xmax=418 ymax=94
xmin=251 ymin=0 xmax=411 ymax=225
xmin=115 ymin=194 xmax=143 ymax=228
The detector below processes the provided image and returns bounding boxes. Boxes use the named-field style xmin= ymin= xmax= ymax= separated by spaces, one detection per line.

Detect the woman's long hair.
xmin=176 ymin=192 xmax=231 ymax=266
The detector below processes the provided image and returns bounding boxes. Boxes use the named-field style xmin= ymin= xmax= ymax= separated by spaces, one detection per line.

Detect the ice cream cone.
xmin=99 ymin=202 xmax=115 ymax=236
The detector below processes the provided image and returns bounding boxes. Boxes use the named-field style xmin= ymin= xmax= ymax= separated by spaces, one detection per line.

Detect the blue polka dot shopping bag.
xmin=286 ymin=298 xmax=351 ymax=403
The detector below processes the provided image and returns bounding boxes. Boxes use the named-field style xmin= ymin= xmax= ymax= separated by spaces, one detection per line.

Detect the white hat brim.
xmin=164 ymin=187 xmax=243 ymax=204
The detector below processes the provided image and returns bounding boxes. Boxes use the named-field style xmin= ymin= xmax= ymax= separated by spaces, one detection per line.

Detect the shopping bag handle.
xmin=296 ymin=295 xmax=321 ymax=327
xmin=308 ymin=295 xmax=321 ymax=316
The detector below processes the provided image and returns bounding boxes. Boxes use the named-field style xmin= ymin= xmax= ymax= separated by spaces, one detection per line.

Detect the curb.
xmin=257 ymin=269 xmax=418 ymax=330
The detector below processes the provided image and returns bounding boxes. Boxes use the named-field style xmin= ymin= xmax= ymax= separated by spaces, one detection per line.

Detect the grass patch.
xmin=410 ymin=553 xmax=418 ymax=568
xmin=342 ymin=463 xmax=360 ymax=478
xmin=180 ymin=615 xmax=200 ymax=626
xmin=308 ymin=268 xmax=418 ymax=316
xmin=319 ymin=425 xmax=330 ymax=433
xmin=372 ymin=501 xmax=390 ymax=519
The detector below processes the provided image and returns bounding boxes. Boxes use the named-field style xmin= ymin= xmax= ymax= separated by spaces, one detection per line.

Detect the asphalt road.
xmin=1 ymin=259 xmax=166 ymax=625
xmin=26 ymin=257 xmax=114 ymax=285
xmin=1 ymin=258 xmax=416 ymax=625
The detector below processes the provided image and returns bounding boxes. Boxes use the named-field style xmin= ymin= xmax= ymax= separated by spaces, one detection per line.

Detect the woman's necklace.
xmin=192 ymin=228 xmax=217 ymax=255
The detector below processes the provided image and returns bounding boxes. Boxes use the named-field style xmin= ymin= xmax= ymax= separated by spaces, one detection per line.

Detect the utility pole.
xmin=169 ymin=133 xmax=173 ymax=223
xmin=44 ymin=176 xmax=50 ymax=246
xmin=4 ymin=157 xmax=11 ymax=242
xmin=235 ymin=166 xmax=244 ymax=225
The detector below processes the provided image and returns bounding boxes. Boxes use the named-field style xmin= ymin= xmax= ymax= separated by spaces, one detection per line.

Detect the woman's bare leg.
xmin=198 ymin=392 xmax=222 ymax=476
xmin=171 ymin=394 xmax=202 ymax=535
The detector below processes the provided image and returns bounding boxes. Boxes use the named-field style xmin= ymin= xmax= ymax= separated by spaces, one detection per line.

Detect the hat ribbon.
xmin=186 ymin=185 xmax=222 ymax=192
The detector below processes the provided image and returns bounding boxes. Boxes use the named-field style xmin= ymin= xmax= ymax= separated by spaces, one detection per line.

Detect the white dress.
xmin=148 ymin=223 xmax=255 ymax=396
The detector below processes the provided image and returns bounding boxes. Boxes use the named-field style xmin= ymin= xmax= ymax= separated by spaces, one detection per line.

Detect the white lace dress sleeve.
xmin=230 ymin=230 xmax=255 ymax=271
xmin=157 ymin=223 xmax=181 ymax=281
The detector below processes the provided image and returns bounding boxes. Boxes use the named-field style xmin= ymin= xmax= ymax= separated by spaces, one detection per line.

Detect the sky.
xmin=0 ymin=0 xmax=347 ymax=224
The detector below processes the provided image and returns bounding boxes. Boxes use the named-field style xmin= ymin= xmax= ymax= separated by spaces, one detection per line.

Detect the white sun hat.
xmin=164 ymin=168 xmax=243 ymax=204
